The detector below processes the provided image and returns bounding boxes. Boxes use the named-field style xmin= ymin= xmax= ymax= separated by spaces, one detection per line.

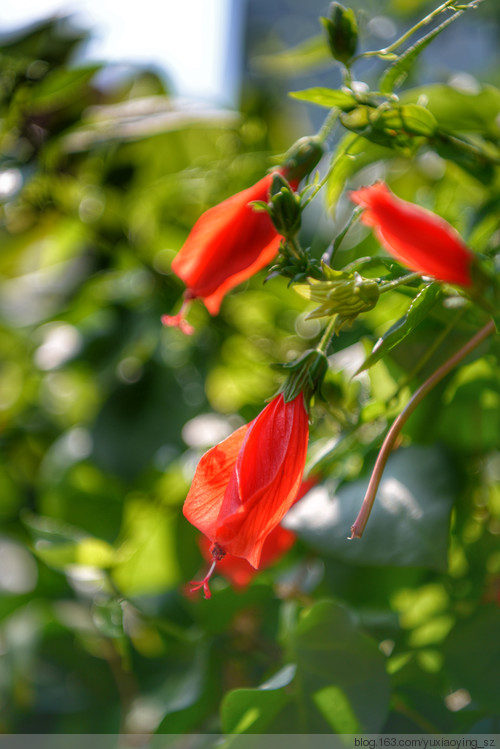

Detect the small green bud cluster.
xmin=295 ymin=266 xmax=379 ymax=331
xmin=268 ymin=173 xmax=302 ymax=237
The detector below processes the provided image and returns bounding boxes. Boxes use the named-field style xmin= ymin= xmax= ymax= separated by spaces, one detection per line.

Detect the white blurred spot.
xmin=449 ymin=72 xmax=481 ymax=95
xmin=329 ymin=341 xmax=366 ymax=378
xmin=65 ymin=565 xmax=107 ymax=597
xmin=379 ymin=477 xmax=423 ymax=520
xmin=117 ymin=356 xmax=143 ymax=383
xmin=0 ymin=540 xmax=38 ymax=594
xmin=379 ymin=639 xmax=395 ymax=656
xmin=418 ymin=151 xmax=446 ymax=181
xmin=445 ymin=689 xmax=471 ymax=712
xmin=295 ymin=313 xmax=321 ymax=340
xmin=368 ymin=16 xmax=397 ymax=41
xmin=79 ymin=194 xmax=105 ymax=223
xmin=0 ymin=168 xmax=22 ymax=199
xmin=35 ymin=323 xmax=82 ymax=370
xmin=182 ymin=413 xmax=234 ymax=448
xmin=284 ymin=487 xmax=340 ymax=531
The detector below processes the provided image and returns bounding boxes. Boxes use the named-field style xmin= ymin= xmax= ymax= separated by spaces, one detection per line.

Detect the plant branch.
xmin=350 ymin=318 xmax=496 ymax=539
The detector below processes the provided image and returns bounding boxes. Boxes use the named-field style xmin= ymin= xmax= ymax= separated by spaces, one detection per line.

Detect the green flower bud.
xmin=281 ymin=136 xmax=324 ymax=182
xmin=295 ymin=271 xmax=379 ymax=326
xmin=268 ymin=173 xmax=302 ymax=237
xmin=321 ymin=2 xmax=358 ymax=64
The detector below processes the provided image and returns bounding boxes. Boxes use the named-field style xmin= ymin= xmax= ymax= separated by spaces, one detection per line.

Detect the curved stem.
xmin=378 ymin=272 xmax=423 ymax=294
xmin=350 ymin=318 xmax=496 ymax=539
xmin=351 ymin=0 xmax=472 ymax=63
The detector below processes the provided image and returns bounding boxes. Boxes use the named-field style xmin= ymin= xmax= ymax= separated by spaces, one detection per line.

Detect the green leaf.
xmin=357 ymin=283 xmax=442 ymax=373
xmin=288 ymin=601 xmax=390 ymax=732
xmin=287 ymin=446 xmax=456 ymax=570
xmin=444 ymin=606 xmax=500 ymax=714
xmin=380 ymin=10 xmax=464 ymax=95
xmin=112 ymin=498 xmax=181 ymax=595
xmin=221 ymin=601 xmax=390 ymax=735
xmin=289 ymin=87 xmax=357 ymax=111
xmin=251 ymin=34 xmax=331 ymax=75
xmin=31 ymin=65 xmax=101 ymax=110
xmin=221 ymin=664 xmax=296 ymax=734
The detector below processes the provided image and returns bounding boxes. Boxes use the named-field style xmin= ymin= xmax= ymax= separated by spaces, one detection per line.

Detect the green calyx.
xmin=321 ymin=2 xmax=358 ymax=65
xmin=295 ymin=265 xmax=380 ymax=332
xmin=279 ymin=349 xmax=329 ymax=405
xmin=281 ymin=136 xmax=324 ymax=182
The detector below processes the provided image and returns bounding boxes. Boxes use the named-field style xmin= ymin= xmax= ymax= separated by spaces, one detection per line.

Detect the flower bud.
xmin=281 ymin=136 xmax=324 ymax=182
xmin=268 ymin=173 xmax=302 ymax=237
xmin=321 ymin=3 xmax=358 ymax=64
xmin=295 ymin=270 xmax=380 ymax=330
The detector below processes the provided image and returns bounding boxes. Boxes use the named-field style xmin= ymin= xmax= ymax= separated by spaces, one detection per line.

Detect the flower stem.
xmin=318 ymin=108 xmax=339 ymax=143
xmin=351 ymin=0 xmax=476 ymax=62
xmin=378 ymin=272 xmax=423 ymax=294
xmin=350 ymin=318 xmax=496 ymax=539
xmin=317 ymin=316 xmax=338 ymax=354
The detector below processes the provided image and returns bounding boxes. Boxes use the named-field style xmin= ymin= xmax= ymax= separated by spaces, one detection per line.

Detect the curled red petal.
xmin=182 ymin=423 xmax=250 ymax=540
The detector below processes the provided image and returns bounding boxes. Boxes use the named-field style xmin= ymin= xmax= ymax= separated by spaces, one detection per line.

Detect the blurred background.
xmin=1 ymin=0 xmax=500 ymax=737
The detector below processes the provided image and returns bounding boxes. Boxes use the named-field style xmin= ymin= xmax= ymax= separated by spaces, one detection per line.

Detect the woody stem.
xmin=350 ymin=318 xmax=496 ymax=539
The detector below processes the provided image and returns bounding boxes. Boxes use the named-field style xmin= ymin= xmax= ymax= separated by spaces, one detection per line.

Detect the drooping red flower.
xmin=183 ymin=393 xmax=309 ymax=597
xmin=349 ymin=182 xmax=475 ymax=287
xmin=162 ymin=170 xmax=298 ymax=332
xmin=195 ymin=476 xmax=317 ymax=590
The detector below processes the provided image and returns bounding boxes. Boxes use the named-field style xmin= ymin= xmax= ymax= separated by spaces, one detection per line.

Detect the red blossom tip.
xmin=161 ymin=313 xmax=195 ymax=336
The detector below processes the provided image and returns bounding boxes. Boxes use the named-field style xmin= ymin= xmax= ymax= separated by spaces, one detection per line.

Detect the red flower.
xmin=195 ymin=476 xmax=317 ymax=590
xmin=183 ymin=393 xmax=309 ymax=597
xmin=162 ymin=170 xmax=299 ymax=332
xmin=350 ymin=182 xmax=475 ymax=286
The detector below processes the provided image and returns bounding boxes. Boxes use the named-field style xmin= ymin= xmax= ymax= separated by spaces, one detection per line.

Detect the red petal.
xmin=215 ymin=395 xmax=309 ymax=567
xmin=183 ymin=423 xmax=250 ymax=540
xmin=172 ymin=174 xmax=278 ymax=302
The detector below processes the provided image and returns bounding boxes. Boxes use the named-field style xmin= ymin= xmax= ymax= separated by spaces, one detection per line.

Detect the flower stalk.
xmin=350 ymin=318 xmax=496 ymax=539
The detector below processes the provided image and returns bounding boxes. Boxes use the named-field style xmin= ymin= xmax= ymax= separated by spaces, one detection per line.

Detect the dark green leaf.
xmin=287 ymin=446 xmax=456 ymax=570
xmin=444 ymin=607 xmax=500 ymax=714
xmin=357 ymin=283 xmax=442 ymax=374
xmin=221 ymin=601 xmax=390 ymax=735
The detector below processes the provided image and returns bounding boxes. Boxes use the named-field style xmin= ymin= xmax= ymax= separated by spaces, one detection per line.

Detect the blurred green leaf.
xmin=289 ymin=87 xmax=357 ymax=110
xmin=252 ymin=34 xmax=330 ymax=75
xmin=288 ymin=446 xmax=456 ymax=570
xmin=444 ymin=606 xmax=500 ymax=714
xmin=222 ymin=600 xmax=390 ymax=734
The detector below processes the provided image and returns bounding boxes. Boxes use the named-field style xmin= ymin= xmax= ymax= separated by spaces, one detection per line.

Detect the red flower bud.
xmin=350 ymin=182 xmax=475 ymax=287
xmin=162 ymin=170 xmax=299 ymax=332
xmin=183 ymin=393 xmax=309 ymax=596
